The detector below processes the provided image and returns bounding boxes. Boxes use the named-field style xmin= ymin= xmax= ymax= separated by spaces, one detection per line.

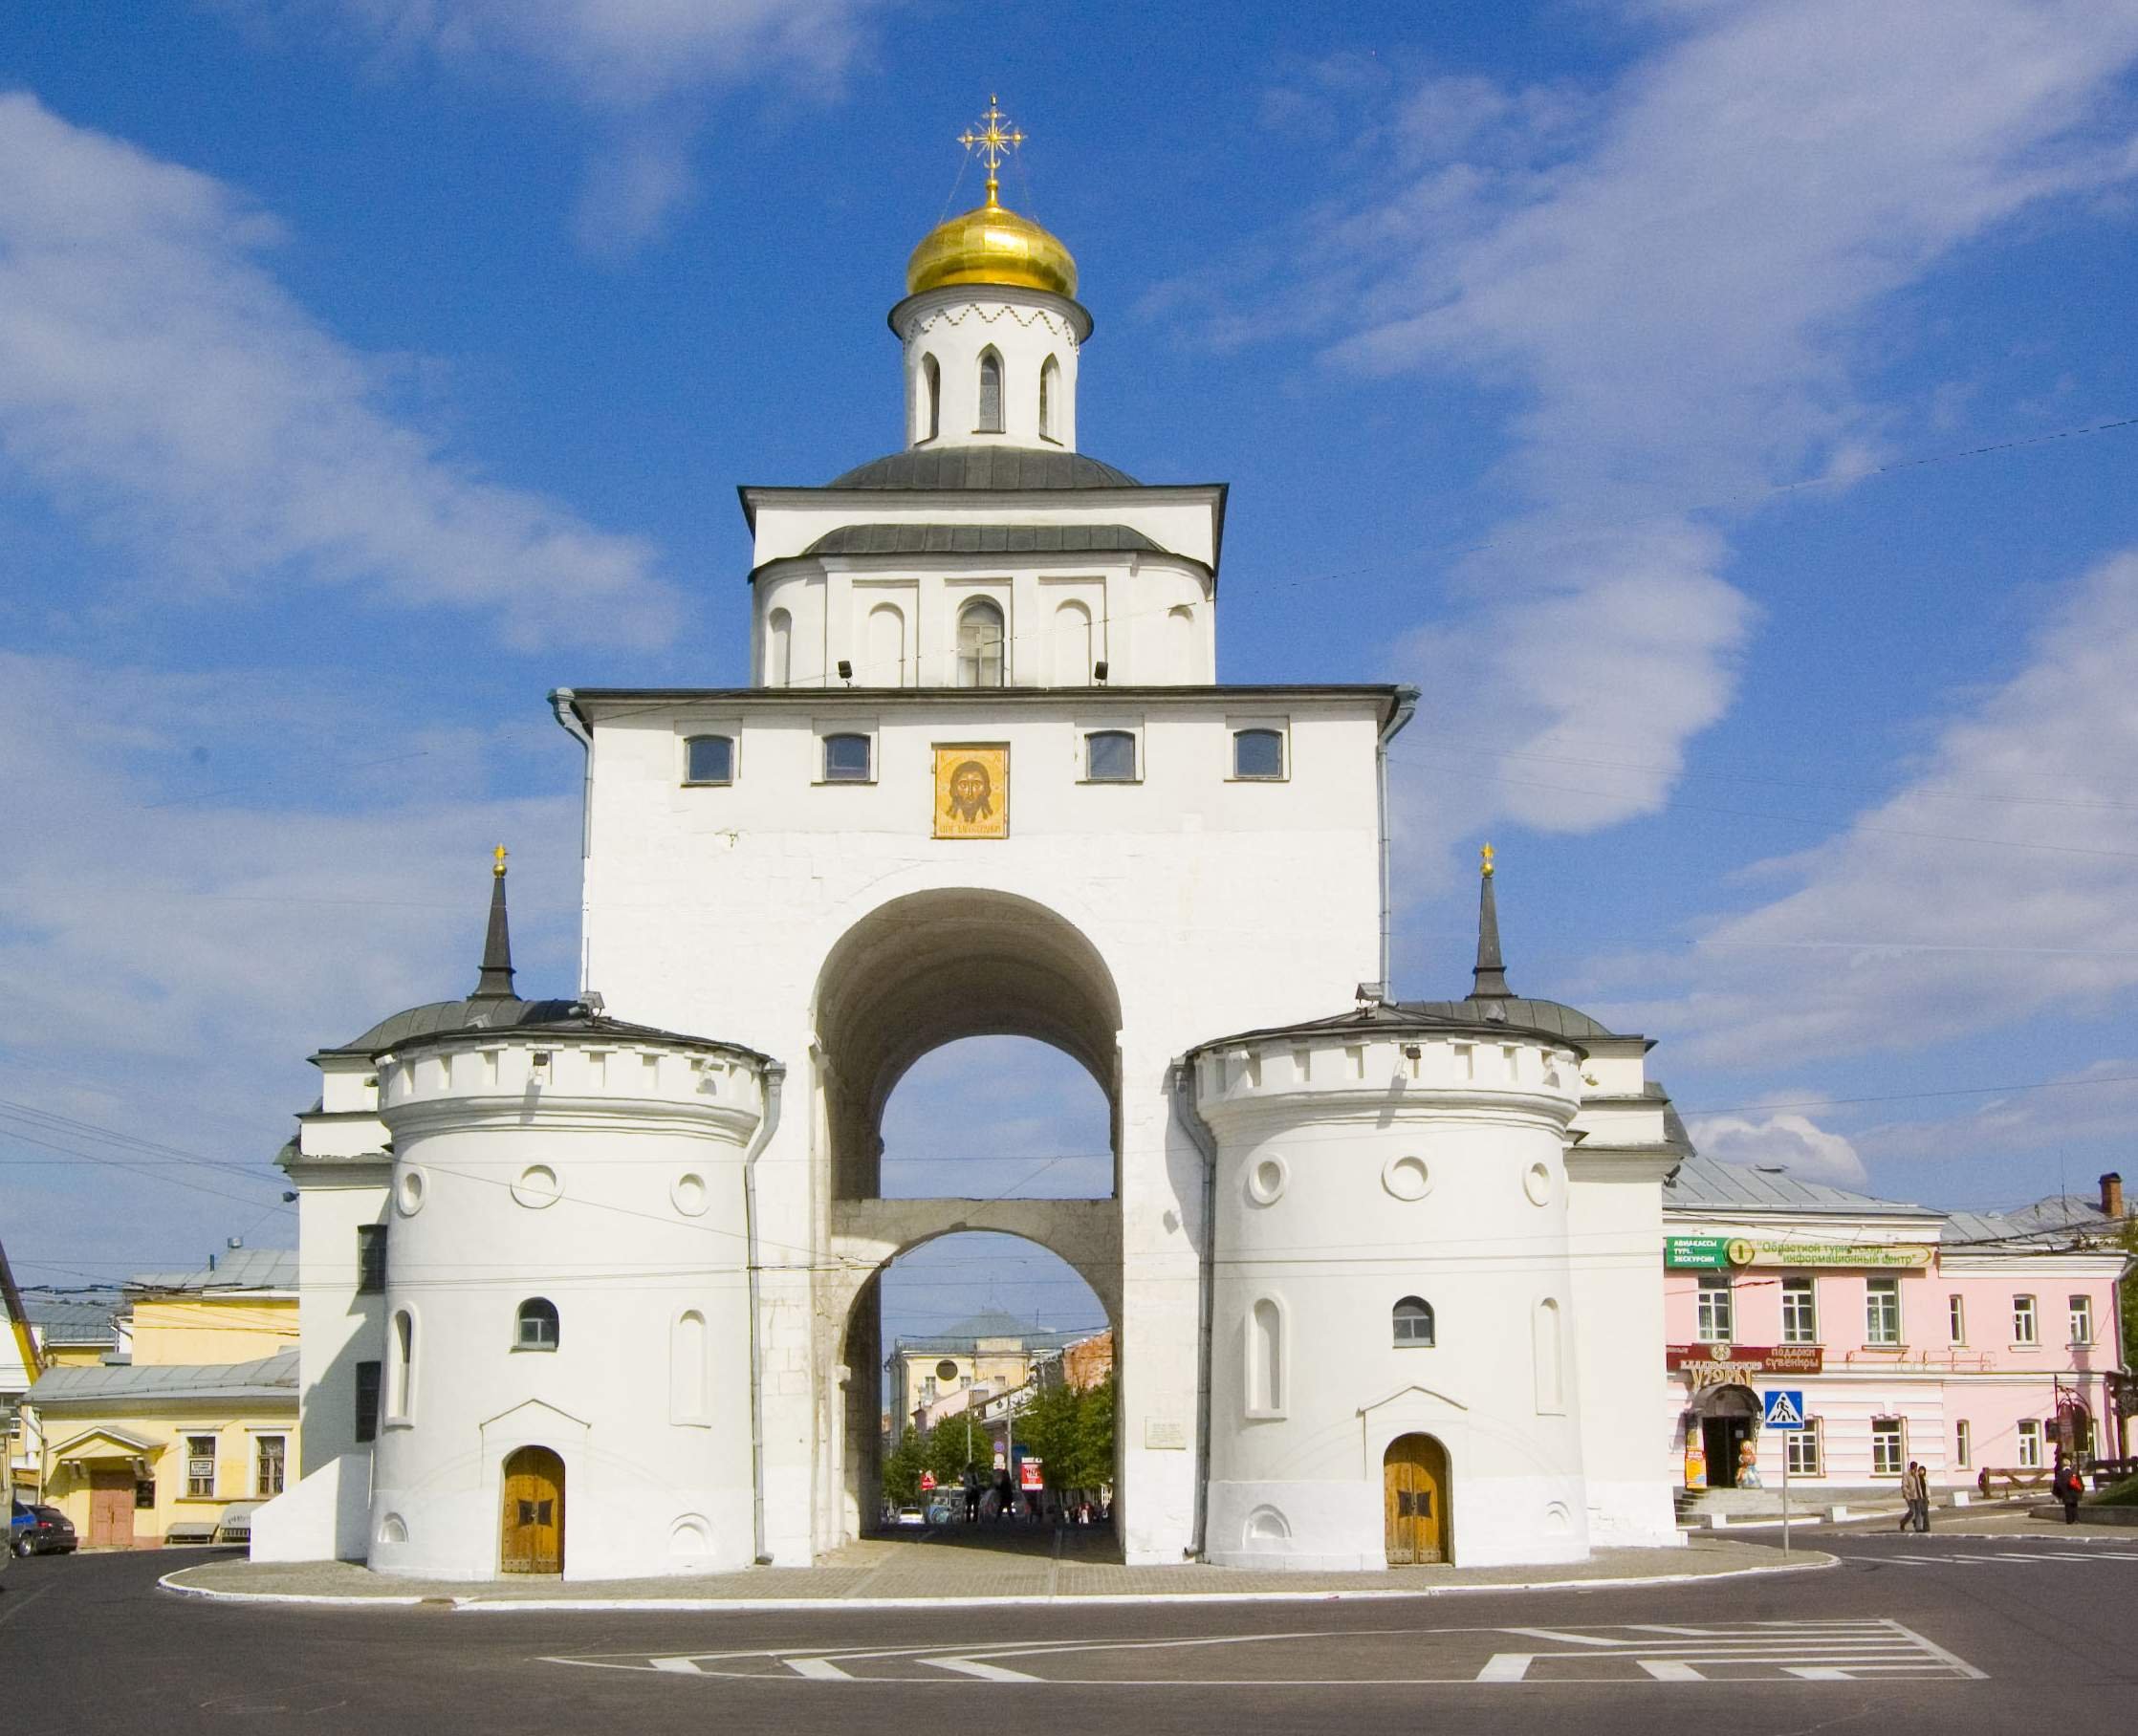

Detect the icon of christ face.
xmin=948 ymin=759 xmax=993 ymax=823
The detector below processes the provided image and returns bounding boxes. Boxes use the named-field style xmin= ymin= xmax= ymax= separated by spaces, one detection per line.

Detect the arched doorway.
xmin=1692 ymin=1383 xmax=1761 ymax=1488
xmin=499 ymin=1446 xmax=564 ymax=1574
xmin=1384 ymin=1434 xmax=1450 ymax=1564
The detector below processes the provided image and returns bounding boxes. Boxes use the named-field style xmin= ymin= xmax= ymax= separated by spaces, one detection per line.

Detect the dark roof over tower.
xmin=826 ymin=447 xmax=1141 ymax=491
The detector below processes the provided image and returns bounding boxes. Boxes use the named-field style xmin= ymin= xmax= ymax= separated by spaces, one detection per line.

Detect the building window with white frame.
xmin=684 ymin=734 xmax=734 ymax=785
xmin=1392 ymin=1296 xmax=1434 ymax=1346
xmin=1870 ymin=1416 xmax=1904 ymax=1476
xmin=2018 ymin=1418 xmax=2043 ymax=1468
xmin=1954 ymin=1419 xmax=1972 ymax=1469
xmin=1865 ymin=1276 xmax=1902 ymax=1345
xmin=1084 ymin=729 xmax=1136 ymax=782
xmin=1785 ymin=1419 xmax=1822 ymax=1476
xmin=185 ymin=1434 xmax=218 ymax=1498
xmin=1949 ymin=1293 xmax=1965 ymax=1343
xmin=255 ymin=1434 xmax=287 ymax=1497
xmin=1231 ymin=727 xmax=1285 ymax=780
xmin=1780 ymin=1276 xmax=1818 ymax=1344
xmin=2013 ymin=1293 xmax=2038 ymax=1345
xmin=516 ymin=1297 xmax=559 ymax=1351
xmin=956 ymin=598 xmax=1006 ymax=687
xmin=1695 ymin=1274 xmax=1734 ymax=1343
xmin=822 ymin=732 xmax=873 ymax=782
xmin=2069 ymin=1294 xmax=2094 ymax=1346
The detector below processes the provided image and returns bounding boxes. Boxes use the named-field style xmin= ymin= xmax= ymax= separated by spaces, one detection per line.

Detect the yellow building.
xmin=884 ymin=1310 xmax=1090 ymax=1447
xmin=28 ymin=1249 xmax=297 ymax=1548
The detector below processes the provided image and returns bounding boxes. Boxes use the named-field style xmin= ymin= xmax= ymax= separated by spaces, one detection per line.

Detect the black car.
xmin=11 ymin=1501 xmax=77 ymax=1557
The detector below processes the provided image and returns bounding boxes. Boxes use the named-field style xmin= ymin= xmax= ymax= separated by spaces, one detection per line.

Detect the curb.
xmin=160 ymin=1551 xmax=1835 ymax=1614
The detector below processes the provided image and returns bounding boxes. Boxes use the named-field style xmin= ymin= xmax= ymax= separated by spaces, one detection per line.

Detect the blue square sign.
xmin=1762 ymin=1390 xmax=1806 ymax=1430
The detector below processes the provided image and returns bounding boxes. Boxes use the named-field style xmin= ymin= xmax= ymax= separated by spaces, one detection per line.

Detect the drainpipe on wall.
xmin=1376 ymin=688 xmax=1421 ymax=988
xmin=1170 ymin=1055 xmax=1220 ymax=1559
xmin=744 ymin=1064 xmax=787 ymax=1567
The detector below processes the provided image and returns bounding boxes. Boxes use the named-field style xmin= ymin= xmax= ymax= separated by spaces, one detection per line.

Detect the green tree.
xmin=1014 ymin=1375 xmax=1115 ymax=1496
xmin=882 ymin=1424 xmax=929 ymax=1508
xmin=925 ymin=1408 xmax=993 ymax=1487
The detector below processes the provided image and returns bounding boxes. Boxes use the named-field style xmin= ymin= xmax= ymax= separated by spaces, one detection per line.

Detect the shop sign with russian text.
xmin=1666 ymin=1236 xmax=1932 ymax=1269
xmin=1666 ymin=1342 xmax=1825 ymax=1388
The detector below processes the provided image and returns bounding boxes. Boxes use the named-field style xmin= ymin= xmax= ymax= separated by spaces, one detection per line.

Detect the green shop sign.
xmin=1666 ymin=1236 xmax=1934 ymax=1270
xmin=1666 ymin=1237 xmax=1731 ymax=1269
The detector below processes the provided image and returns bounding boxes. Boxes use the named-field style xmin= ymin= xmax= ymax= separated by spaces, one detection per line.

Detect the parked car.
xmin=11 ymin=1501 xmax=76 ymax=1557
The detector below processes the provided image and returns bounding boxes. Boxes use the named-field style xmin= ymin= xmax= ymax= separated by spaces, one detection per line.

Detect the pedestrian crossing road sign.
xmin=1763 ymin=1389 xmax=1806 ymax=1430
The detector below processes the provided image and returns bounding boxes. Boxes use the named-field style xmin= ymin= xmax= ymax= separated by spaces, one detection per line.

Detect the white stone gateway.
xmin=260 ymin=117 xmax=1685 ymax=1579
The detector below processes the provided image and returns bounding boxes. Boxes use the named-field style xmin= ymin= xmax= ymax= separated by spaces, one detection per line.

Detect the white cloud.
xmin=1182 ymin=2 xmax=2138 ymax=877
xmin=1686 ymin=1110 xmax=1868 ymax=1187
xmin=1658 ymin=549 xmax=2138 ymax=1066
xmin=0 ymin=651 xmax=581 ymax=1273
xmin=290 ymin=1 xmax=887 ymax=251
xmin=0 ymin=93 xmax=679 ymax=648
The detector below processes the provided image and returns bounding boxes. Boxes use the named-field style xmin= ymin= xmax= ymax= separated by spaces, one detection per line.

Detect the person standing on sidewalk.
xmin=2054 ymin=1455 xmax=2083 ymax=1525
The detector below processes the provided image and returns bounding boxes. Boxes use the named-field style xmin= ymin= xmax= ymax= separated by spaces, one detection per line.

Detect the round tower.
xmin=891 ymin=98 xmax=1089 ymax=452
xmin=1194 ymin=854 xmax=1598 ymax=1570
xmin=359 ymin=861 xmax=774 ymax=1581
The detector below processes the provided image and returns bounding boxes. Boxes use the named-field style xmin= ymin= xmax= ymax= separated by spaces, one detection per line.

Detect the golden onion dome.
xmin=906 ymin=189 xmax=1078 ymax=299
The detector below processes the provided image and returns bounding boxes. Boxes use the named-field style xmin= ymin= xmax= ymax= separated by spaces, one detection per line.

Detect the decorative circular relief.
xmin=394 ymin=1168 xmax=425 ymax=1216
xmin=671 ymin=1172 xmax=708 ymax=1217
xmin=512 ymin=1164 xmax=561 ymax=1209
xmin=935 ymin=1358 xmax=960 ymax=1381
xmin=1382 ymin=1155 xmax=1431 ymax=1202
xmin=1523 ymin=1161 xmax=1553 ymax=1206
xmin=1245 ymin=1155 xmax=1288 ymax=1206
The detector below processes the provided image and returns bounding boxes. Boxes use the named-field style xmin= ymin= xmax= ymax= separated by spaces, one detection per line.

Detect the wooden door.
xmin=499 ymin=1446 xmax=565 ymax=1574
xmin=88 ymin=1468 xmax=134 ymax=1548
xmin=1383 ymin=1434 xmax=1449 ymax=1565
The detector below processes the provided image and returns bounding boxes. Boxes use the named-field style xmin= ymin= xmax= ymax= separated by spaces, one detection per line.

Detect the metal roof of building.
xmin=797 ymin=521 xmax=1174 ymax=562
xmin=127 ymin=1247 xmax=300 ymax=1294
xmin=22 ymin=1295 xmax=122 ymax=1344
xmin=28 ymin=1346 xmax=298 ymax=1405
xmin=1662 ymin=1151 xmax=1931 ymax=1217
xmin=890 ymin=1309 xmax=1095 ymax=1354
xmin=825 ymin=448 xmax=1143 ymax=491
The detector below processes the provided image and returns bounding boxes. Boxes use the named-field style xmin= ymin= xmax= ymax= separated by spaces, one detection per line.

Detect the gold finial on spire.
xmin=1480 ymin=841 xmax=1494 ymax=879
xmin=958 ymin=94 xmax=1026 ymax=206
xmin=493 ymin=843 xmax=509 ymax=879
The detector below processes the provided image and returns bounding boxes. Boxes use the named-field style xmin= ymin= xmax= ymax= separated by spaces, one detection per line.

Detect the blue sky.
xmin=4 ymin=2 xmax=2138 ymax=1356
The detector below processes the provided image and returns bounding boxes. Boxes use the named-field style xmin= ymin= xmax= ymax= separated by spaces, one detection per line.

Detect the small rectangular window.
xmin=256 ymin=1435 xmax=287 ymax=1497
xmin=1954 ymin=1419 xmax=1972 ymax=1469
xmin=186 ymin=1435 xmax=218 ymax=1498
xmin=2017 ymin=1419 xmax=2042 ymax=1468
xmin=2069 ymin=1294 xmax=2093 ymax=1345
xmin=134 ymin=1479 xmax=156 ymax=1510
xmin=1785 ymin=1420 xmax=1822 ymax=1476
xmin=1780 ymin=1277 xmax=1818 ymax=1344
xmin=2013 ymin=1294 xmax=2038 ymax=1344
xmin=1865 ymin=1277 xmax=1902 ymax=1345
xmin=1695 ymin=1274 xmax=1733 ymax=1344
xmin=354 ymin=1360 xmax=382 ymax=1443
xmin=1231 ymin=727 xmax=1285 ymax=780
xmin=1084 ymin=729 xmax=1137 ymax=782
xmin=823 ymin=732 xmax=873 ymax=782
xmin=357 ymin=1224 xmax=386 ymax=1294
xmin=1870 ymin=1417 xmax=1904 ymax=1476
xmin=1948 ymin=1293 xmax=1965 ymax=1343
xmin=684 ymin=734 xmax=735 ymax=785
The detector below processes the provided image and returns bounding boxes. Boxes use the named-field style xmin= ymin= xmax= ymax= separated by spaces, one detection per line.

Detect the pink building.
xmin=1661 ymin=1157 xmax=2130 ymax=1492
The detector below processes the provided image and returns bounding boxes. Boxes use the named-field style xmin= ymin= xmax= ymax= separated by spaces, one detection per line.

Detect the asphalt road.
xmin=4 ymin=1529 xmax=2135 ymax=1735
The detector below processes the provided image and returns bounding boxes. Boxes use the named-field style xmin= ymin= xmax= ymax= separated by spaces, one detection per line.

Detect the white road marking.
xmin=1474 ymin=1654 xmax=1535 ymax=1682
xmin=1638 ymin=1660 xmax=1703 ymax=1681
xmin=785 ymin=1657 xmax=854 ymax=1680
xmin=647 ymin=1657 xmax=703 ymax=1675
xmin=923 ymin=1656 xmax=1042 ymax=1682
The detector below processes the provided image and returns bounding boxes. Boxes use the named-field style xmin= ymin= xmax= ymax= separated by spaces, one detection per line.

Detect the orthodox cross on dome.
xmin=493 ymin=843 xmax=509 ymax=879
xmin=1479 ymin=841 xmax=1494 ymax=879
xmin=958 ymin=95 xmax=1026 ymax=205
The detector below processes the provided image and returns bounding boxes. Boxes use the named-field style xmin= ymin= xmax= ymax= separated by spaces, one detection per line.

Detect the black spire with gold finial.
xmin=1472 ymin=841 xmax=1512 ymax=1000
xmin=470 ymin=844 xmax=516 ymax=1002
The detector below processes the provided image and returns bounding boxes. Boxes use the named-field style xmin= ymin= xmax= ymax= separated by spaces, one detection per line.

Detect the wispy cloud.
xmin=0 ymin=650 xmax=579 ymax=1273
xmin=0 ymin=93 xmax=679 ymax=648
xmin=1162 ymin=2 xmax=2138 ymax=876
xmin=1663 ymin=549 xmax=2138 ymax=1067
xmin=283 ymin=0 xmax=889 ymax=252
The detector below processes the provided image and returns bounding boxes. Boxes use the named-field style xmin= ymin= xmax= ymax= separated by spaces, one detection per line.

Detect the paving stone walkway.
xmin=163 ymin=1526 xmax=1824 ymax=1607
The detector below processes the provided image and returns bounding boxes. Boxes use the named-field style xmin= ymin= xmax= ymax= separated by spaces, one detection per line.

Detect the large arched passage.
xmin=814 ymin=889 xmax=1124 ymax=1201
xmin=837 ymin=1228 xmax=1116 ymax=1550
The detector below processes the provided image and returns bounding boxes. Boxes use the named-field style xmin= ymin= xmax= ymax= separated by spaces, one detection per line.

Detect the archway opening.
xmin=840 ymin=1230 xmax=1117 ymax=1557
xmin=880 ymin=1036 xmax=1112 ymax=1200
xmin=815 ymin=890 xmax=1123 ymax=1201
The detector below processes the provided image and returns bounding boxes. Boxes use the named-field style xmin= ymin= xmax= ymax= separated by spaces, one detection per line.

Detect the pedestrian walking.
xmin=992 ymin=1465 xmax=1014 ymax=1522
xmin=961 ymin=1465 xmax=982 ymax=1523
xmin=1898 ymin=1462 xmax=1930 ymax=1532
xmin=2054 ymin=1455 xmax=2083 ymax=1525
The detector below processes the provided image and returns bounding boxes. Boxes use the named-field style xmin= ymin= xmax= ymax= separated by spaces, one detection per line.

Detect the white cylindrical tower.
xmin=1194 ymin=1013 xmax=1593 ymax=1572
xmin=365 ymin=1027 xmax=768 ymax=1581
